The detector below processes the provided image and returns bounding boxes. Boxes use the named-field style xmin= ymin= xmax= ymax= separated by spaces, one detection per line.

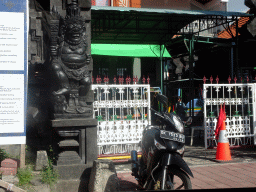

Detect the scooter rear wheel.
xmin=148 ymin=168 xmax=192 ymax=190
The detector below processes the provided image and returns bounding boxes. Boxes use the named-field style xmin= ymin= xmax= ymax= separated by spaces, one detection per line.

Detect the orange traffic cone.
xmin=216 ymin=120 xmax=232 ymax=161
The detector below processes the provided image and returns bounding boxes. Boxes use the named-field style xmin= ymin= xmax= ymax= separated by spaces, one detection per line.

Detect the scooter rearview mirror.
xmin=156 ymin=94 xmax=168 ymax=107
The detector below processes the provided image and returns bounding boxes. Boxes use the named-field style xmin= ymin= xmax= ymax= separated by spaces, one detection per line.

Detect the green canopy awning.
xmin=91 ymin=44 xmax=171 ymax=57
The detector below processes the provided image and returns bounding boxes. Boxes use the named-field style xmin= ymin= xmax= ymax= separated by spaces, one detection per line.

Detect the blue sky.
xmin=227 ymin=0 xmax=248 ymax=12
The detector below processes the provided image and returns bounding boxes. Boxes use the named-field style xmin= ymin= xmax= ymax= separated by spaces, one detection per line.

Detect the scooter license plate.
xmin=160 ymin=130 xmax=185 ymax=143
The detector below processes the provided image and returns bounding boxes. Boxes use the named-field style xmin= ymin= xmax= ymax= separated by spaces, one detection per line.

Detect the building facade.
xmin=91 ymin=0 xmax=230 ymax=87
xmin=92 ymin=0 xmax=228 ymax=11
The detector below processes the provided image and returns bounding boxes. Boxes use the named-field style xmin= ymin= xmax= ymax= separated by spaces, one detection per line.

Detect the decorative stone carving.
xmin=50 ymin=0 xmax=92 ymax=117
xmin=29 ymin=9 xmax=44 ymax=65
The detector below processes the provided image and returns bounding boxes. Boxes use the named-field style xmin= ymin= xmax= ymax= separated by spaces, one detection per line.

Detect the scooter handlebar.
xmin=150 ymin=108 xmax=164 ymax=118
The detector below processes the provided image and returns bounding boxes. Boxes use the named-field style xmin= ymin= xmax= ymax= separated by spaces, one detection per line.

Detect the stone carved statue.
xmin=50 ymin=0 xmax=92 ymax=116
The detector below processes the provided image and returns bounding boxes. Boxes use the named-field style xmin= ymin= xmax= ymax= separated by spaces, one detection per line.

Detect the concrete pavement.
xmin=191 ymin=162 xmax=256 ymax=189
xmin=117 ymin=162 xmax=256 ymax=190
xmin=115 ymin=138 xmax=256 ymax=191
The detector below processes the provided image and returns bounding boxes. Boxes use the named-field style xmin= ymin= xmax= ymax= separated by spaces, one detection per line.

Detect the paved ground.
xmin=117 ymin=162 xmax=256 ymax=190
xmin=116 ymin=132 xmax=256 ymax=191
xmin=2 ymin=131 xmax=256 ymax=191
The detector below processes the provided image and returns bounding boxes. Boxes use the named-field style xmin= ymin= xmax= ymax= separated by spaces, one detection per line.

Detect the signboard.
xmin=92 ymin=0 xmax=111 ymax=6
xmin=113 ymin=0 xmax=129 ymax=7
xmin=92 ymin=0 xmax=140 ymax=7
xmin=0 ymin=0 xmax=28 ymax=145
xmin=130 ymin=0 xmax=141 ymax=8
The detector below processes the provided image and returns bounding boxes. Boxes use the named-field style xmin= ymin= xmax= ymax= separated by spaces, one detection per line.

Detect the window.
xmin=98 ymin=68 xmax=109 ymax=76
xmin=117 ymin=68 xmax=127 ymax=76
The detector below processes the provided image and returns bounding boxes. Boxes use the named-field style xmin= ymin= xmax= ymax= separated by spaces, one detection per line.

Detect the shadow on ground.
xmin=119 ymin=180 xmax=138 ymax=191
xmin=78 ymin=167 xmax=91 ymax=192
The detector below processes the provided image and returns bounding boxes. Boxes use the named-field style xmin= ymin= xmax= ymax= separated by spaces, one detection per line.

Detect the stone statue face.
xmin=65 ymin=20 xmax=85 ymax=44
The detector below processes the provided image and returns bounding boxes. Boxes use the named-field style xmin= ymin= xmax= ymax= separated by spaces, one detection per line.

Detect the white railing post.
xmin=253 ymin=84 xmax=256 ymax=145
xmin=92 ymin=84 xmax=151 ymax=156
xmin=204 ymin=82 xmax=256 ymax=148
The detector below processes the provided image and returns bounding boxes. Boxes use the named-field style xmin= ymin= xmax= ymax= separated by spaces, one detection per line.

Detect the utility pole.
xmin=160 ymin=44 xmax=164 ymax=111
xmin=189 ymin=35 xmax=195 ymax=118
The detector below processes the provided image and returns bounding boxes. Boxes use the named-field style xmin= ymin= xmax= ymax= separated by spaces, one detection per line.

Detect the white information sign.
xmin=0 ymin=12 xmax=24 ymax=71
xmin=0 ymin=0 xmax=28 ymax=145
xmin=0 ymin=74 xmax=24 ymax=133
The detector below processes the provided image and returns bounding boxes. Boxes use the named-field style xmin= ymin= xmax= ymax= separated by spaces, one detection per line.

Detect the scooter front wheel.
xmin=147 ymin=168 xmax=192 ymax=190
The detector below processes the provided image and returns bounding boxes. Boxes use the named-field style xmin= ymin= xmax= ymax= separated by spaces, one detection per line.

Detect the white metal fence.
xmin=203 ymin=83 xmax=256 ymax=149
xmin=92 ymin=84 xmax=151 ymax=156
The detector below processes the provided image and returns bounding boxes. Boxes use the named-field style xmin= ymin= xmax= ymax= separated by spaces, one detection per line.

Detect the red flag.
xmin=215 ymin=103 xmax=226 ymax=141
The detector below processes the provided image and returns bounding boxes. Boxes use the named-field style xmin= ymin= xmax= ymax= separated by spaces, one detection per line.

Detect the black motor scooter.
xmin=130 ymin=94 xmax=193 ymax=190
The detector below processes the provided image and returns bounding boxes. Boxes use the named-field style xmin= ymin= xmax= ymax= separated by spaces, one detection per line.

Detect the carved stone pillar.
xmin=48 ymin=0 xmax=97 ymax=178
xmin=28 ymin=0 xmax=96 ymax=180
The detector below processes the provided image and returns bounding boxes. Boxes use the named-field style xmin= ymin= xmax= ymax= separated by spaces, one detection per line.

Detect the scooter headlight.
xmin=173 ymin=115 xmax=184 ymax=133
xmin=154 ymin=139 xmax=166 ymax=150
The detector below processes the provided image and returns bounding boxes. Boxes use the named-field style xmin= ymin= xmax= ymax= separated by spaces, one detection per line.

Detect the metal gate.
xmin=203 ymin=83 xmax=256 ymax=149
xmin=92 ymin=84 xmax=151 ymax=156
